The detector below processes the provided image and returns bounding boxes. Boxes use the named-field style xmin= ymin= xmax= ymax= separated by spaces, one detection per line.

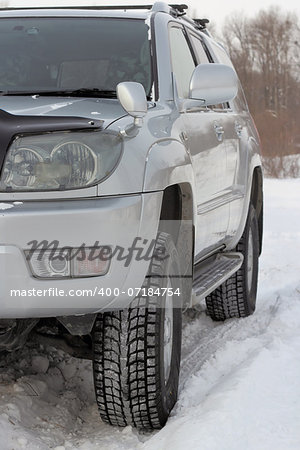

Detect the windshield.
xmin=0 ymin=17 xmax=152 ymax=96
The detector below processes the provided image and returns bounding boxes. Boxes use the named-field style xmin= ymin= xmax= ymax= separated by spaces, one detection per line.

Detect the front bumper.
xmin=0 ymin=192 xmax=162 ymax=318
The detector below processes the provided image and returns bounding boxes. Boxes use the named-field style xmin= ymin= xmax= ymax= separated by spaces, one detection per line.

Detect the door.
xmin=169 ymin=25 xmax=229 ymax=260
xmin=207 ymin=40 xmax=248 ymax=238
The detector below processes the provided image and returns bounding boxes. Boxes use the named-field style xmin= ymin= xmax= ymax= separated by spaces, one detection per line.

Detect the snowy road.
xmin=0 ymin=178 xmax=299 ymax=450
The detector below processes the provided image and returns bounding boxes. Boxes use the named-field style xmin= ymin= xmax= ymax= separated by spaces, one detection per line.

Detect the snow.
xmin=0 ymin=202 xmax=23 ymax=210
xmin=0 ymin=178 xmax=299 ymax=449
xmin=0 ymin=203 xmax=14 ymax=210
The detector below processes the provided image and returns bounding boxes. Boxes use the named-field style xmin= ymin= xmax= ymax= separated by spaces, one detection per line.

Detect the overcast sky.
xmin=6 ymin=0 xmax=300 ymax=30
xmin=190 ymin=0 xmax=300 ymax=29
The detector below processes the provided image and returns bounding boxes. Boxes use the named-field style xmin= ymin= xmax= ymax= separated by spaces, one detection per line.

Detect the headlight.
xmin=0 ymin=130 xmax=123 ymax=191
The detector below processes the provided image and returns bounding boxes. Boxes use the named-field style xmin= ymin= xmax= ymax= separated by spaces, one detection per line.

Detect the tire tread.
xmin=93 ymin=232 xmax=181 ymax=430
xmin=206 ymin=205 xmax=258 ymax=321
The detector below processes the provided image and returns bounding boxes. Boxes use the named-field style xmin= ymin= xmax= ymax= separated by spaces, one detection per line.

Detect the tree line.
xmin=220 ymin=7 xmax=300 ymax=176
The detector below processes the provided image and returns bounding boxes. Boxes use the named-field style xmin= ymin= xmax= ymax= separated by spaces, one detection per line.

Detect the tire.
xmin=92 ymin=232 xmax=182 ymax=430
xmin=206 ymin=204 xmax=259 ymax=321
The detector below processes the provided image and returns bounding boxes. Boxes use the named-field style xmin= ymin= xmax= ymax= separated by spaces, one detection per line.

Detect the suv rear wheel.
xmin=92 ymin=232 xmax=182 ymax=430
xmin=205 ymin=204 xmax=259 ymax=321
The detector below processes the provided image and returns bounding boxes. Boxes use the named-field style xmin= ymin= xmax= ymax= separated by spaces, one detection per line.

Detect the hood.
xmin=0 ymin=96 xmax=127 ymax=129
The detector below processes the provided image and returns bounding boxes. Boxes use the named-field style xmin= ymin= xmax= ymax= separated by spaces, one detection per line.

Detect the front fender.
xmin=143 ymin=138 xmax=195 ymax=191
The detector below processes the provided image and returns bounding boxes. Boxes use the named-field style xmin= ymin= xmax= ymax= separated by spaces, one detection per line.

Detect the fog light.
xmin=72 ymin=247 xmax=111 ymax=277
xmin=25 ymin=246 xmax=111 ymax=279
xmin=27 ymin=249 xmax=71 ymax=278
xmin=49 ymin=255 xmax=69 ymax=274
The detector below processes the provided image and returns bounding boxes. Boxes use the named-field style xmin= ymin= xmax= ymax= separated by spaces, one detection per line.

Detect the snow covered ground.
xmin=0 ymin=178 xmax=299 ymax=450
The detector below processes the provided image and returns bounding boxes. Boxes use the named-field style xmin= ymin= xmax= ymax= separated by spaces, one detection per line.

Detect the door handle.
xmin=180 ymin=131 xmax=188 ymax=142
xmin=214 ymin=123 xmax=224 ymax=141
xmin=235 ymin=122 xmax=243 ymax=138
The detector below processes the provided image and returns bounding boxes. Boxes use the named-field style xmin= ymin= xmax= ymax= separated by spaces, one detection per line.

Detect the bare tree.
xmin=250 ymin=8 xmax=298 ymax=111
xmin=221 ymin=8 xmax=300 ymax=175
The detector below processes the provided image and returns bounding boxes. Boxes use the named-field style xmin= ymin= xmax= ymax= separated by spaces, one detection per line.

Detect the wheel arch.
xmin=250 ymin=166 xmax=263 ymax=255
xmin=159 ymin=183 xmax=194 ymax=308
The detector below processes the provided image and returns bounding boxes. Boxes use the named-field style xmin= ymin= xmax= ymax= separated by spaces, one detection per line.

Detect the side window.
xmin=187 ymin=32 xmax=226 ymax=111
xmin=169 ymin=26 xmax=196 ymax=98
xmin=188 ymin=33 xmax=210 ymax=64
xmin=234 ymin=82 xmax=249 ymax=113
xmin=207 ymin=41 xmax=248 ymax=111
xmin=209 ymin=40 xmax=234 ymax=67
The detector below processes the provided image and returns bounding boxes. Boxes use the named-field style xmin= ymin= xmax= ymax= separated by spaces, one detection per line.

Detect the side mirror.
xmin=189 ymin=63 xmax=238 ymax=106
xmin=117 ymin=82 xmax=147 ymax=119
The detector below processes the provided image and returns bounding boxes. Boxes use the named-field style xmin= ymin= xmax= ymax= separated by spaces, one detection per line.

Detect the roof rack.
xmin=193 ymin=18 xmax=210 ymax=30
xmin=180 ymin=14 xmax=210 ymax=34
xmin=169 ymin=4 xmax=188 ymax=15
xmin=0 ymin=3 xmax=187 ymax=14
xmin=0 ymin=3 xmax=209 ymax=32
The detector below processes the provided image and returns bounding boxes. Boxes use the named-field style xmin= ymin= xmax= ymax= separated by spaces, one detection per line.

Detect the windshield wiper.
xmin=57 ymin=88 xmax=117 ymax=98
xmin=0 ymin=88 xmax=117 ymax=98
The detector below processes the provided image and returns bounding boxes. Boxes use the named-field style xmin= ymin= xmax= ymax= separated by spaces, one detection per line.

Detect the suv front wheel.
xmin=92 ymin=232 xmax=182 ymax=430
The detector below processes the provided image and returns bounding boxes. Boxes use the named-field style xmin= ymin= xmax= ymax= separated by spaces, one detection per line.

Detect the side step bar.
xmin=192 ymin=252 xmax=243 ymax=304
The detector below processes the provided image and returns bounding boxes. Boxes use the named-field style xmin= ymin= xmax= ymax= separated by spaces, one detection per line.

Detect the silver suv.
xmin=0 ymin=3 xmax=263 ymax=431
